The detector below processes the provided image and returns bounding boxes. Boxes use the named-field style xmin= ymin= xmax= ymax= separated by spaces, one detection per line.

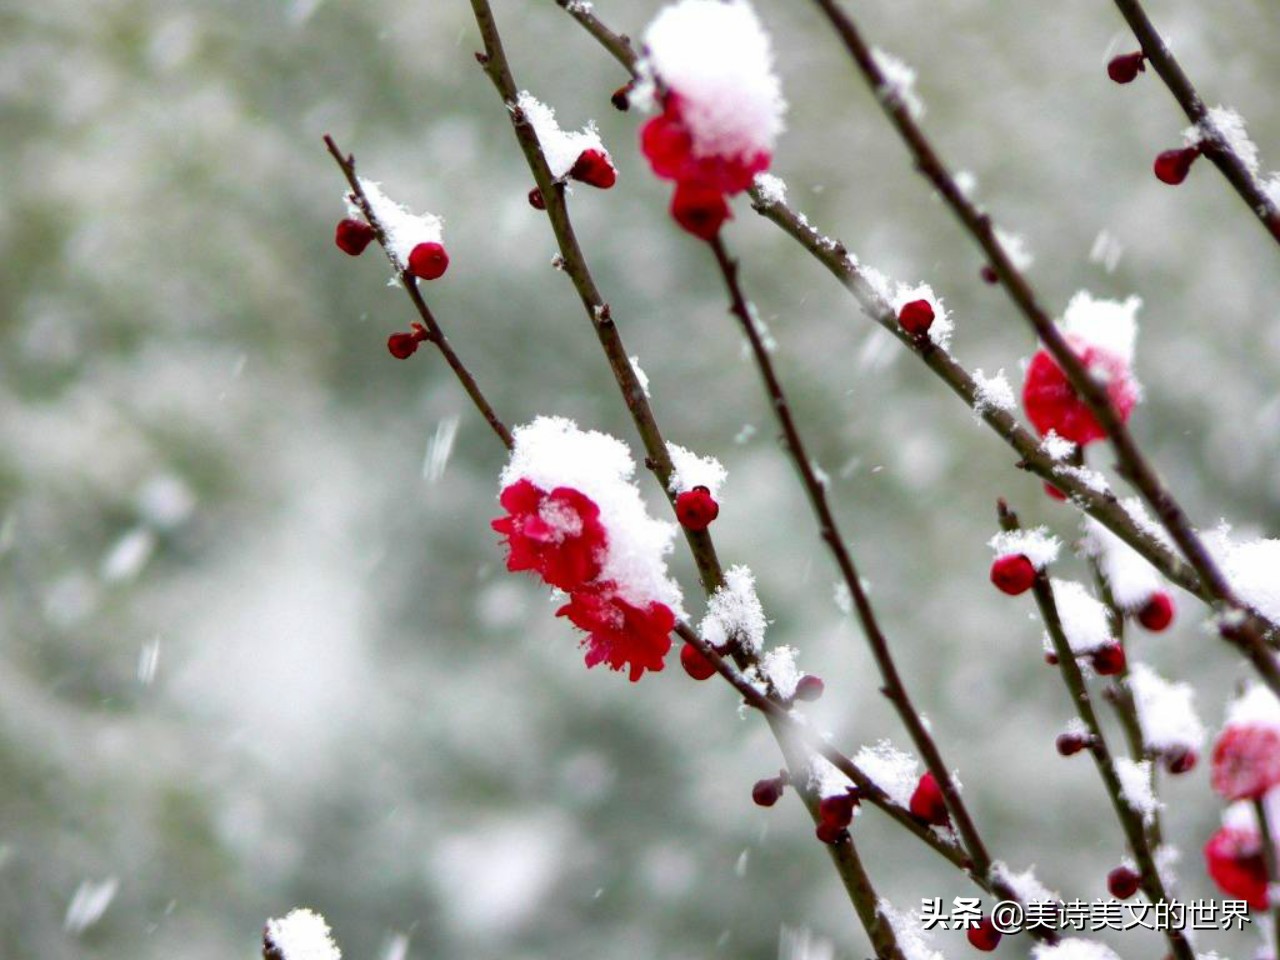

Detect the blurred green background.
xmin=2 ymin=0 xmax=1279 ymax=958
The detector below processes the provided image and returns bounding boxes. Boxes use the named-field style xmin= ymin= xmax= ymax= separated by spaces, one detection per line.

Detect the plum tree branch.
xmin=1110 ymin=0 xmax=1280 ymax=246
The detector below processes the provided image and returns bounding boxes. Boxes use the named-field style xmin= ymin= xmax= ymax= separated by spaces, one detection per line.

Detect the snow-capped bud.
xmin=679 ymin=641 xmax=718 ymax=681
xmin=1056 ymin=732 xmax=1091 ymax=756
xmin=1136 ymin=592 xmax=1175 ymax=632
xmin=675 ymin=485 xmax=719 ymax=531
xmin=528 ymin=187 xmax=546 ymax=210
xmin=794 ymin=675 xmax=825 ymax=702
xmin=966 ymin=917 xmax=1002 ymax=952
xmin=387 ymin=332 xmax=420 ymax=360
xmin=752 ymin=775 xmax=786 ymax=807
xmin=408 ymin=241 xmax=449 ymax=280
xmin=570 ymin=149 xmax=618 ymax=189
xmin=1107 ymin=51 xmax=1146 ymax=84
xmin=1090 ymin=642 xmax=1127 ymax=676
xmin=1154 ymin=146 xmax=1200 ymax=185
xmin=818 ymin=791 xmax=858 ymax=828
xmin=1107 ymin=865 xmax=1141 ymax=899
xmin=908 ymin=771 xmax=949 ymax=826
xmin=897 ymin=299 xmax=935 ymax=336
xmin=1163 ymin=746 xmax=1197 ymax=775
xmin=990 ymin=554 xmax=1036 ymax=595
xmin=335 ymin=218 xmax=376 ymax=256
xmin=980 ymin=265 xmax=999 ymax=285
xmin=671 ymin=181 xmax=731 ymax=241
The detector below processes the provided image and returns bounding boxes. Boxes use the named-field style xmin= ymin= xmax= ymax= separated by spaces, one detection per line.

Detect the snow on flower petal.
xmin=496 ymin=417 xmax=683 ymax=681
xmin=640 ymin=0 xmax=785 ymax=174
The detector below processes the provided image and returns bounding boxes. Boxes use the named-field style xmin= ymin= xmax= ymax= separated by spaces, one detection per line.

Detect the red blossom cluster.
xmin=492 ymin=478 xmax=675 ymax=681
xmin=1204 ymin=690 xmax=1280 ymax=909
xmin=641 ymin=93 xmax=771 ymax=241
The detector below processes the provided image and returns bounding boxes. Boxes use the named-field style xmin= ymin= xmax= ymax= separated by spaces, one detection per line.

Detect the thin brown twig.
xmin=465 ymin=3 xmax=902 ymax=953
xmin=323 ymin=134 xmax=514 ymax=450
xmin=805 ymin=0 xmax=1280 ymax=690
xmin=552 ymin=0 xmax=1254 ymax=648
xmin=706 ymin=235 xmax=1056 ymax=928
xmin=1110 ymin=0 xmax=1280 ymax=246
xmin=1253 ymin=794 xmax=1280 ymax=958
xmin=1000 ymin=501 xmax=1192 ymax=960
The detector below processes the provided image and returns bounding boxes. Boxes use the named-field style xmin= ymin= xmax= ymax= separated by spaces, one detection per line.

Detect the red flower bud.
xmin=815 ymin=821 xmax=848 ymax=845
xmin=1204 ymin=826 xmax=1269 ymax=909
xmin=675 ymin=485 xmax=719 ymax=531
xmin=990 ymin=554 xmax=1036 ymax=595
xmin=966 ymin=917 xmax=1002 ymax=952
xmin=1107 ymin=865 xmax=1141 ymax=899
xmin=528 ymin=187 xmax=546 ymax=210
xmin=1044 ymin=482 xmax=1067 ymax=502
xmin=387 ymin=332 xmax=420 ymax=359
xmin=1154 ymin=146 xmax=1200 ymax=185
xmin=897 ymin=299 xmax=935 ymax=337
xmin=570 ymin=149 xmax=617 ymax=189
xmin=408 ymin=241 xmax=449 ymax=280
xmin=1056 ymin=732 xmax=1090 ymax=756
xmin=1090 ymin=643 xmax=1127 ymax=676
xmin=818 ymin=791 xmax=858 ymax=828
xmin=752 ymin=776 xmax=786 ymax=807
xmin=1107 ymin=51 xmax=1146 ymax=84
xmin=909 ymin=771 xmax=949 ymax=826
xmin=1163 ymin=746 xmax=1197 ymax=775
xmin=980 ymin=265 xmax=999 ymax=285
xmin=679 ymin=641 xmax=717 ymax=681
xmin=335 ymin=218 xmax=376 ymax=256
xmin=1136 ymin=592 xmax=1174 ymax=632
xmin=671 ymin=181 xmax=730 ymax=241
xmin=794 ymin=675 xmax=825 ymax=702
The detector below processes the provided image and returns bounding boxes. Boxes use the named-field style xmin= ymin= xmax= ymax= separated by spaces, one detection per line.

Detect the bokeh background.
xmin=3 ymin=0 xmax=1279 ymax=958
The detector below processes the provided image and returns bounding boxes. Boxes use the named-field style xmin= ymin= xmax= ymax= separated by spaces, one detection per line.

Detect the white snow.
xmin=877 ymin=899 xmax=943 ymax=960
xmin=264 ymin=908 xmax=342 ymax=960
xmin=807 ymin=754 xmax=854 ymax=799
xmin=779 ymin=926 xmax=837 ymax=960
xmin=972 ymin=368 xmax=1014 ymax=416
xmin=1032 ymin=939 xmax=1122 ymax=960
xmin=759 ymin=645 xmax=801 ymax=699
xmin=100 ymin=526 xmax=156 ymax=583
xmin=990 ymin=861 xmax=1059 ymax=904
xmin=833 ymin=581 xmax=852 ymax=615
xmin=1061 ymin=716 xmax=1089 ymax=739
xmin=988 ymin=527 xmax=1061 ymax=570
xmin=350 ymin=178 xmax=444 ymax=273
xmin=64 ymin=877 xmax=119 ymax=935
xmin=1060 ymin=291 xmax=1141 ymax=365
xmin=629 ymin=356 xmax=651 ymax=398
xmin=995 ymin=227 xmax=1034 ymax=270
xmin=422 ymin=415 xmax=459 ymax=484
xmin=871 ymin=48 xmax=924 ymax=119
xmin=500 ymin=417 xmax=684 ymax=616
xmin=1215 ymin=536 xmax=1280 ymax=624
xmin=1224 ymin=682 xmax=1280 ymax=733
xmin=136 ymin=472 xmax=195 ymax=529
xmin=1053 ymin=463 xmax=1110 ymax=494
xmin=1080 ymin=516 xmax=1164 ymax=610
xmin=1114 ymin=757 xmax=1162 ymax=825
xmin=640 ymin=0 xmax=786 ymax=160
xmin=515 ymin=91 xmax=608 ymax=181
xmin=699 ymin=564 xmax=766 ymax=653
xmin=1040 ymin=431 xmax=1076 ymax=461
xmin=1187 ymin=107 xmax=1261 ymax=177
xmin=852 ymin=740 xmax=919 ymax=809
xmin=666 ymin=442 xmax=727 ymax=497
xmin=753 ymin=172 xmax=788 ymax=205
xmin=891 ymin=282 xmax=953 ymax=349
xmin=1154 ymin=844 xmax=1181 ymax=893
xmin=1048 ymin=580 xmax=1112 ymax=654
xmin=1089 ymin=230 xmax=1124 ymax=274
xmin=1126 ymin=663 xmax=1205 ymax=754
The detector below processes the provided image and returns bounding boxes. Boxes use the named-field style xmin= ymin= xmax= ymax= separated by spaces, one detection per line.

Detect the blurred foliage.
xmin=2 ymin=0 xmax=1279 ymax=958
